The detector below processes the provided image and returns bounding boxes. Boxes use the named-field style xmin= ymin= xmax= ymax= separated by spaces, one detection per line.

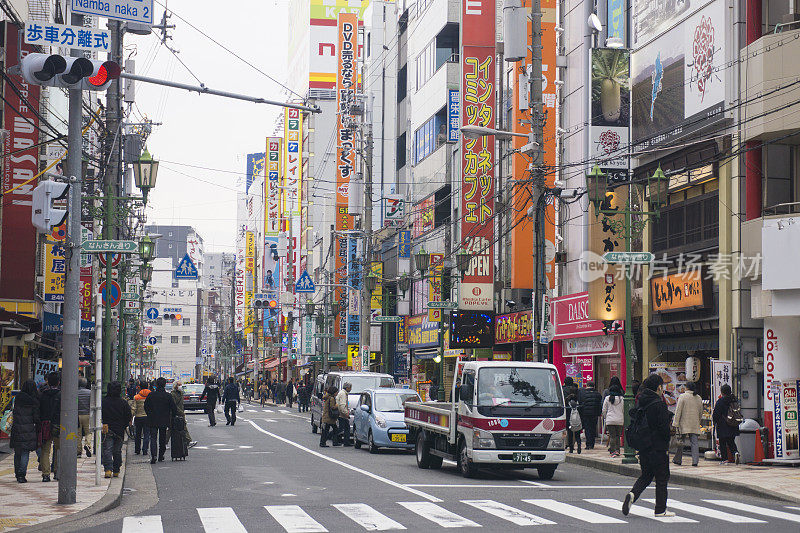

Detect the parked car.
xmin=182 ymin=383 xmax=206 ymax=411
xmin=354 ymin=388 xmax=420 ymax=453
xmin=310 ymin=371 xmax=395 ymax=435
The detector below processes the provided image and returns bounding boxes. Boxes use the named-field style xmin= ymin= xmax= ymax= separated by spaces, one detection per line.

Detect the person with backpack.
xmin=568 ymin=398 xmax=583 ymax=454
xmin=578 ymin=381 xmax=603 ymax=449
xmin=712 ymin=384 xmax=742 ymax=464
xmin=319 ymin=385 xmax=340 ymax=447
xmin=562 ymin=377 xmax=580 ymax=453
xmin=622 ymin=373 xmax=675 ymax=518
xmin=672 ymin=381 xmax=703 ymax=466
xmin=601 ymin=377 xmax=625 ymax=457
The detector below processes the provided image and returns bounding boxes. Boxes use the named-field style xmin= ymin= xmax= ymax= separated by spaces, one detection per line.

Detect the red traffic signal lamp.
xmin=84 ymin=60 xmax=121 ymax=90
xmin=20 ymin=53 xmax=120 ymax=91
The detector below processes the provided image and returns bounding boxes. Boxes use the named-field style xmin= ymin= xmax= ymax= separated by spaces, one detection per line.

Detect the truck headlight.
xmin=473 ymin=428 xmax=495 ymax=449
xmin=548 ymin=430 xmax=566 ymax=450
xmin=375 ymin=414 xmax=387 ymax=428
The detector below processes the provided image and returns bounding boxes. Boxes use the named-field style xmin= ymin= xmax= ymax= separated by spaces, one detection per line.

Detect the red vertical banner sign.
xmin=511 ymin=0 xmax=557 ymax=290
xmin=335 ymin=13 xmax=357 ymax=338
xmin=459 ymin=0 xmax=495 ymax=310
xmin=1 ymin=23 xmax=41 ymax=300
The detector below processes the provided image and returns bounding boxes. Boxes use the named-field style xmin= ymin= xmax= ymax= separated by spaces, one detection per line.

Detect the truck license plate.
xmin=512 ymin=452 xmax=533 ymax=463
xmin=390 ymin=434 xmax=406 ymax=443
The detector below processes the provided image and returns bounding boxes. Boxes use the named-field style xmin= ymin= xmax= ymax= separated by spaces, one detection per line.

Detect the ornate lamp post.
xmin=132 ymin=148 xmax=159 ymax=205
xmin=585 ymin=164 xmax=669 ymax=464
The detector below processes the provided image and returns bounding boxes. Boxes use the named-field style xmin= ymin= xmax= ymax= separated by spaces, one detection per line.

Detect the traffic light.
xmin=31 ymin=181 xmax=69 ymax=233
xmin=20 ymin=53 xmax=120 ymax=90
xmin=163 ymin=312 xmax=182 ymax=321
xmin=254 ymin=294 xmax=280 ymax=310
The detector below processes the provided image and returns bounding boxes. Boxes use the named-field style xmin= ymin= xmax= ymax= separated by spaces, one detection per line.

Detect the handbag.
xmin=237 ymin=404 xmax=244 ymax=413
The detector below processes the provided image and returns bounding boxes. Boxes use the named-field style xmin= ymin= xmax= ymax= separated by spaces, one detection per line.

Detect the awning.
xmin=0 ymin=310 xmax=41 ymax=337
xmin=265 ymin=358 xmax=285 ymax=370
xmin=656 ymin=335 xmax=719 ymax=353
xmin=412 ymin=348 xmax=438 ymax=360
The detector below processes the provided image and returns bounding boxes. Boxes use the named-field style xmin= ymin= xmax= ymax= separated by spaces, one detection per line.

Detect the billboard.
xmin=246 ymin=152 xmax=264 ymax=195
xmin=265 ymin=138 xmax=282 ymax=236
xmin=1 ymin=23 xmax=41 ymax=300
xmin=283 ymin=108 xmax=302 ymax=216
xmin=590 ymin=48 xmax=630 ymax=170
xmin=459 ymin=0 xmax=495 ymax=310
xmin=308 ymin=0 xmax=368 ymax=89
xmin=631 ymin=0 xmax=712 ymax=50
xmin=631 ymin=0 xmax=726 ymax=148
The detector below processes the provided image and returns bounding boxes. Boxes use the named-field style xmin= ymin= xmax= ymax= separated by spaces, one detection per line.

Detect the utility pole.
xmin=359 ymin=126 xmax=374 ymax=369
xmin=529 ymin=0 xmax=548 ymax=361
xmin=57 ymin=11 xmax=86 ymax=505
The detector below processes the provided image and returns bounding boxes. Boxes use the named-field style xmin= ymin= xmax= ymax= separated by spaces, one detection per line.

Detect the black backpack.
xmin=725 ymin=400 xmax=744 ymax=428
xmin=625 ymin=405 xmax=653 ymax=451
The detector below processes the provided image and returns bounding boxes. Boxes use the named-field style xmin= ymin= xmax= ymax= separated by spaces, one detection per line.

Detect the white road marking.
xmin=122 ymin=516 xmax=163 ymax=533
xmin=518 ymin=480 xmax=548 ymax=487
xmin=246 ymin=419 xmax=441 ymax=502
xmin=193 ymin=446 xmax=209 ymax=450
xmin=239 ymin=445 xmax=253 ymax=449
xmin=462 ymin=500 xmax=554 ymax=526
xmin=217 ymin=448 xmax=235 ymax=451
xmin=405 ymin=484 xmax=540 ymax=488
xmin=265 ymin=505 xmax=328 ymax=532
xmin=247 ymin=409 xmax=257 ymax=412
xmin=282 ymin=493 xmax=297 ymax=497
xmin=197 ymin=507 xmax=247 ymax=532
xmin=211 ymin=444 xmax=228 ymax=447
xmin=586 ymin=499 xmax=697 ymax=523
xmin=788 ymin=506 xmax=800 ymax=511
xmin=642 ymin=499 xmax=765 ymax=523
xmin=279 ymin=409 xmax=291 ymax=414
xmin=332 ymin=503 xmax=406 ymax=530
xmin=398 ymin=502 xmax=480 ymax=528
xmin=523 ymin=499 xmax=626 ymax=524
xmin=704 ymin=500 xmax=800 ymax=522
xmin=263 ymin=409 xmax=274 ymax=413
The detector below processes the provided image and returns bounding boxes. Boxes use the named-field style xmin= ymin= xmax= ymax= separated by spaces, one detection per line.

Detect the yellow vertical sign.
xmin=370 ymin=262 xmax=383 ymax=310
xmin=44 ymin=243 xmax=66 ymax=303
xmin=245 ymin=231 xmax=255 ymax=336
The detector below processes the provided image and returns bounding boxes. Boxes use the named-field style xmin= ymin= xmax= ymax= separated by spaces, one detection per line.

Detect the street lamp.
xmin=365 ymin=270 xmax=380 ymax=293
xmin=139 ymin=263 xmax=152 ymax=285
xmin=132 ymin=147 xmax=159 ymax=205
xmin=455 ymin=249 xmax=472 ymax=278
xmin=397 ymin=273 xmax=411 ymax=297
xmin=139 ymin=235 xmax=155 ymax=262
xmin=306 ymin=301 xmax=316 ymax=316
xmin=414 ymin=248 xmax=431 ymax=275
xmin=460 ymin=124 xmax=528 ymax=140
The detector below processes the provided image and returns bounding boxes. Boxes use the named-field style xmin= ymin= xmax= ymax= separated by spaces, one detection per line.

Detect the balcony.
xmin=740 ymin=27 xmax=800 ymax=143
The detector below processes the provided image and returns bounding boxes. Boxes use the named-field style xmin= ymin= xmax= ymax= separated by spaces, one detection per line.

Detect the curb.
xmin=565 ymin=453 xmax=800 ymax=504
xmin=19 ymin=439 xmax=129 ymax=532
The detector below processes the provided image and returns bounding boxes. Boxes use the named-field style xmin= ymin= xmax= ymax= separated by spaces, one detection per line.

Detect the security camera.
xmin=587 ymin=13 xmax=603 ymax=33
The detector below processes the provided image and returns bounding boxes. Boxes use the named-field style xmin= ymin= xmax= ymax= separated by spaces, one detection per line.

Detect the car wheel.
xmin=458 ymin=439 xmax=478 ymax=478
xmin=368 ymin=431 xmax=379 ymax=454
xmin=311 ymin=415 xmax=317 ymax=434
xmin=354 ymin=435 xmax=362 ymax=449
xmin=416 ymin=432 xmax=432 ymax=469
xmin=537 ymin=465 xmax=557 ymax=480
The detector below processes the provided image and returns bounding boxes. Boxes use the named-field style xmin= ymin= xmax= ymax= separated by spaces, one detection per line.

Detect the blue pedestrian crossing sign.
xmin=295 ymin=270 xmax=315 ymax=293
xmin=146 ymin=307 xmax=159 ymax=320
xmin=175 ymin=253 xmax=198 ymax=280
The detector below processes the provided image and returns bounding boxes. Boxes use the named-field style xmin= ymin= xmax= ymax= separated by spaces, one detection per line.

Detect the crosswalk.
xmin=121 ymin=498 xmax=800 ymax=532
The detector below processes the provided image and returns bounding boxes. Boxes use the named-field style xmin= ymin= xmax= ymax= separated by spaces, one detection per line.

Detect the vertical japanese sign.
xmin=283 ymin=108 xmax=302 ymax=216
xmin=44 ymin=243 xmax=67 ymax=302
xmin=511 ymin=0 xmax=557 ymax=290
xmin=245 ymin=231 xmax=255 ymax=337
xmin=428 ymin=253 xmax=444 ymax=322
xmin=265 ymin=137 xmax=282 ymax=236
xmin=246 ymin=152 xmax=265 ymax=195
xmin=590 ymin=48 xmax=630 ymax=171
xmin=398 ymin=230 xmax=411 ymax=259
xmin=1 ymin=23 xmax=41 ymax=300
xmin=347 ymin=237 xmax=360 ymax=344
xmin=335 ymin=12 xmax=357 ymax=338
xmin=370 ymin=262 xmax=383 ymax=311
xmin=447 ymin=89 xmax=460 ymax=142
xmin=585 ymin=186 xmax=627 ymax=320
xmin=235 ymin=240 xmax=246 ymax=331
xmin=459 ymin=0 xmax=495 ymax=310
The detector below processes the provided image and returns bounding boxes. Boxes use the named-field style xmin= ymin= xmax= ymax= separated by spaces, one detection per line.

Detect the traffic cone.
xmin=753 ymin=428 xmax=765 ymax=464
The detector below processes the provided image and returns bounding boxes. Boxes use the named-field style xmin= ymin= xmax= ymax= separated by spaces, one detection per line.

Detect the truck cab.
xmin=406 ymin=361 xmax=566 ymax=479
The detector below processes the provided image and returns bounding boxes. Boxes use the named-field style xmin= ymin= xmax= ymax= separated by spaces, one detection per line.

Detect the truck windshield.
xmin=346 ymin=376 xmax=395 ymax=394
xmin=477 ymin=367 xmax=563 ymax=408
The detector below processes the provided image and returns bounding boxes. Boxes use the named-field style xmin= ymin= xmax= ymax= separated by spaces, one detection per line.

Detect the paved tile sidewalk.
xmin=566 ymin=445 xmax=800 ymax=503
xmin=0 ymin=451 xmax=112 ymax=531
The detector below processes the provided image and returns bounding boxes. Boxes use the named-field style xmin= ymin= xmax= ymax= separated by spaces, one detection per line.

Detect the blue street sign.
xmin=175 ymin=253 xmax=198 ymax=280
xmin=146 ymin=307 xmax=159 ymax=320
xmin=148 ymin=336 xmax=157 ymax=345
xmin=295 ymin=270 xmax=315 ymax=293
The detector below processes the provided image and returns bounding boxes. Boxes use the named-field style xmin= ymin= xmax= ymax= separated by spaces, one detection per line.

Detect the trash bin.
xmin=736 ymin=418 xmax=760 ymax=463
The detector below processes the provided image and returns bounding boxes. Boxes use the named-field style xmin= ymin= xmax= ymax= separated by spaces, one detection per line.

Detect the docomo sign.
xmin=764 ymin=317 xmax=800 ymax=458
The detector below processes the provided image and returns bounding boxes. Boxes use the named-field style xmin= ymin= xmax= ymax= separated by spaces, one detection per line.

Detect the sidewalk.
xmin=0 ymin=445 xmax=123 ymax=532
xmin=566 ymin=445 xmax=800 ymax=504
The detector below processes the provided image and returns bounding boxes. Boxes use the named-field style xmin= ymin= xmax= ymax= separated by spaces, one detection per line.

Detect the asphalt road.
xmin=71 ymin=402 xmax=800 ymax=532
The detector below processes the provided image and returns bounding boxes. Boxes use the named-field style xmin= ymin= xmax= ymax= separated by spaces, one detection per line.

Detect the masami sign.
xmin=551 ymin=292 xmax=623 ymax=340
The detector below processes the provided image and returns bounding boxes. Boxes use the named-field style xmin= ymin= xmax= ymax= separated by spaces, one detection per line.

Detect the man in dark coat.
xmin=144 ymin=377 xmax=177 ymax=464
xmin=200 ymin=377 xmax=222 ymax=427
xmin=10 ymin=380 xmax=39 ymax=482
xmin=221 ymin=377 xmax=241 ymax=426
xmin=38 ymin=372 xmax=61 ymax=481
xmin=102 ymin=381 xmax=132 ymax=477
xmin=286 ymin=379 xmax=294 ymax=408
xmin=712 ymin=384 xmax=741 ymax=464
xmin=578 ymin=381 xmax=603 ymax=449
xmin=623 ymin=373 xmax=675 ymax=518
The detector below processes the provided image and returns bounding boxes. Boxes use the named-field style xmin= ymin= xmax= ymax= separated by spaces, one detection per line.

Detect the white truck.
xmin=404 ymin=361 xmax=566 ymax=479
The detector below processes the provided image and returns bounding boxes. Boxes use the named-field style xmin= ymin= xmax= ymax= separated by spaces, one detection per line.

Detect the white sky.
xmin=130 ymin=0 xmax=290 ymax=252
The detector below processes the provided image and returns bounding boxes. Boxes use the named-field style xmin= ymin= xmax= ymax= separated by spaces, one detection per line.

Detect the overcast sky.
xmin=131 ymin=0 xmax=290 ymax=253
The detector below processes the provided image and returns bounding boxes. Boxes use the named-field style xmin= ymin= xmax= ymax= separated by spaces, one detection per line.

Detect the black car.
xmin=182 ymin=383 xmax=206 ymax=411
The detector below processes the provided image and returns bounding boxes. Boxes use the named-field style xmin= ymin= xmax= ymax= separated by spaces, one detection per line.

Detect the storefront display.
xmin=771 ymin=379 xmax=800 ymax=460
xmin=494 ymin=309 xmax=533 ymax=361
xmin=649 ymin=362 xmax=688 ymax=411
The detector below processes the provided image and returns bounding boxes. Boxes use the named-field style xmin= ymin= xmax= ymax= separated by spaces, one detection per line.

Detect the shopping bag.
xmin=237 ymin=404 xmax=244 ymax=413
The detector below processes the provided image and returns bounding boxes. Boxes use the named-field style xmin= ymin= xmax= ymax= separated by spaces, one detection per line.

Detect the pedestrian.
xmin=429 ymin=378 xmax=439 ymax=402
xmin=601 ymin=376 xmax=625 ymax=457
xmin=673 ymin=381 xmax=703 ymax=466
xmin=260 ymin=382 xmax=268 ymax=407
xmin=10 ymin=380 xmax=39 ymax=483
xmin=200 ymin=376 xmax=222 ymax=427
xmin=286 ymin=379 xmax=294 ymax=408
xmin=319 ymin=385 xmax=340 ymax=447
xmin=77 ymin=378 xmax=92 ymax=458
xmin=278 ymin=380 xmax=286 ymax=404
xmin=562 ymin=377 xmax=579 ymax=453
xmin=222 ymin=377 xmax=241 ymax=426
xmin=631 ymin=379 xmax=641 ymax=399
xmin=101 ymin=381 xmax=132 ymax=478
xmin=38 ymin=372 xmax=61 ymax=482
xmin=712 ymin=383 xmax=742 ymax=464
xmin=578 ymin=380 xmax=602 ymax=449
xmin=170 ymin=381 xmax=196 ymax=448
xmin=622 ymin=373 xmax=674 ymax=517
xmin=144 ymin=377 xmax=177 ymax=464
xmin=298 ymin=381 xmax=310 ymax=412
xmin=126 ymin=378 xmax=137 ymax=400
xmin=335 ymin=382 xmax=352 ymax=446
xmin=130 ymin=380 xmax=151 ymax=455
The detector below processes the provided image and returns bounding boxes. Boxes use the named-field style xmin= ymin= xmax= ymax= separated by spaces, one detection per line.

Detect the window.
xmin=183 ymin=317 xmax=191 ymax=326
xmin=415 ymin=40 xmax=435 ymax=89
xmin=169 ymin=232 xmax=173 ymax=237
xmin=170 ymin=336 xmax=178 ymax=344
xmin=652 ymin=192 xmax=719 ymax=255
xmin=396 ymin=133 xmax=407 ymax=170
xmin=171 ymin=319 xmax=179 ymax=326
xmin=168 ymin=243 xmax=173 ymax=249
xmin=413 ymin=107 xmax=447 ymax=165
xmin=397 ymin=65 xmax=407 ymax=103
xmin=182 ymin=336 xmax=190 ymax=344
